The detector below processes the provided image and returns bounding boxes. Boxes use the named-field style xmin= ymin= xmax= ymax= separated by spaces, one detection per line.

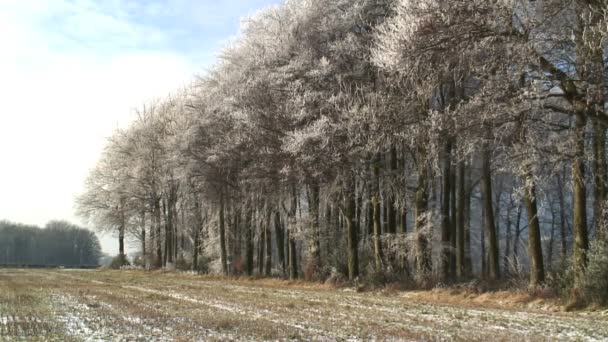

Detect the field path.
xmin=1 ymin=268 xmax=607 ymax=341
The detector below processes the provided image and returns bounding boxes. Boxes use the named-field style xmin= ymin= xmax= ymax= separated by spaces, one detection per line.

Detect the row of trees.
xmin=77 ymin=0 xmax=608 ymax=292
xmin=0 ymin=220 xmax=101 ymax=266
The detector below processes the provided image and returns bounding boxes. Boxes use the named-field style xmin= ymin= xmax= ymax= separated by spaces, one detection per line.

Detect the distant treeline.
xmin=0 ymin=220 xmax=102 ymax=267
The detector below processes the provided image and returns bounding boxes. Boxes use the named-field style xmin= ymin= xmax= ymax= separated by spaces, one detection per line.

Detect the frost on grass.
xmin=3 ymin=269 xmax=608 ymax=341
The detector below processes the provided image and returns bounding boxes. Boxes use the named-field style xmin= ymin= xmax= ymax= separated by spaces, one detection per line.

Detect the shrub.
xmin=175 ymin=255 xmax=191 ymax=271
xmin=546 ymin=259 xmax=575 ymax=300
xmin=195 ymin=256 xmax=210 ymax=274
xmin=109 ymin=254 xmax=130 ymax=269
xmin=131 ymin=253 xmax=145 ymax=267
xmin=582 ymin=240 xmax=608 ymax=306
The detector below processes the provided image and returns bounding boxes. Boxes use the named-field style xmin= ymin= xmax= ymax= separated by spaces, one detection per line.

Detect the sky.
xmin=0 ymin=0 xmax=280 ymax=255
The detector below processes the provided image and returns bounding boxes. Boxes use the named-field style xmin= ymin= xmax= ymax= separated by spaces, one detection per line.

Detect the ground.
xmin=0 ymin=269 xmax=607 ymax=341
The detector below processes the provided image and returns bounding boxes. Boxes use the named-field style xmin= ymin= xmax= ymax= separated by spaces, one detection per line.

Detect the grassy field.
xmin=0 ymin=269 xmax=607 ymax=341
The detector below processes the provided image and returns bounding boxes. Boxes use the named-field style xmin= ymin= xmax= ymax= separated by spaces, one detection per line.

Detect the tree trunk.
xmin=548 ymin=202 xmax=556 ymax=273
xmin=245 ymin=196 xmax=254 ymax=276
xmin=192 ymin=196 xmax=202 ymax=272
xmin=456 ymin=160 xmax=466 ymax=279
xmin=366 ymin=181 xmax=374 ymax=239
xmin=307 ymin=181 xmax=322 ymax=277
xmin=140 ymin=211 xmax=146 ymax=261
xmin=440 ymin=140 xmax=452 ymax=282
xmin=594 ymin=121 xmax=607 ymax=239
xmin=155 ymin=197 xmax=163 ymax=269
xmin=557 ymin=173 xmax=568 ymax=268
xmin=387 ymin=146 xmax=398 ymax=235
xmin=523 ymin=169 xmax=545 ymax=287
xmin=572 ymin=112 xmax=589 ymax=288
xmin=415 ymin=147 xmax=431 ymax=278
xmin=257 ymin=208 xmax=264 ymax=275
xmin=450 ymin=160 xmax=457 ymax=279
xmin=504 ymin=198 xmax=513 ymax=277
xmin=166 ymin=195 xmax=174 ymax=265
xmin=481 ymin=148 xmax=500 ymax=280
xmin=275 ymin=211 xmax=286 ymax=277
xmin=372 ymin=154 xmax=384 ymax=271
xmin=345 ymin=176 xmax=359 ymax=280
xmin=219 ymin=190 xmax=228 ymax=275
xmin=513 ymin=205 xmax=522 ymax=271
xmin=264 ymin=205 xmax=272 ymax=277
xmin=288 ymin=186 xmax=298 ymax=280
xmin=464 ymin=165 xmax=473 ymax=276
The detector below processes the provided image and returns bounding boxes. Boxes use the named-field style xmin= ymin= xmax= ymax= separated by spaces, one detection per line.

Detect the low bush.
xmin=108 ymin=254 xmax=130 ymax=269
xmin=582 ymin=240 xmax=608 ymax=306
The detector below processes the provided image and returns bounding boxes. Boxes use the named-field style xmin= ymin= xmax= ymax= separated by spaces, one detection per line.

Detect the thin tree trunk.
xmin=373 ymin=154 xmax=384 ymax=271
xmin=264 ymin=205 xmax=272 ymax=277
xmin=557 ymin=173 xmax=568 ymax=268
xmin=155 ymin=197 xmax=163 ymax=269
xmin=307 ymin=181 xmax=322 ymax=277
xmin=245 ymin=196 xmax=254 ymax=276
xmin=450 ymin=159 xmax=457 ymax=278
xmin=192 ymin=195 xmax=202 ymax=272
xmin=481 ymin=148 xmax=500 ymax=280
xmin=288 ymin=186 xmax=298 ymax=280
xmin=415 ymin=147 xmax=431 ymax=278
xmin=440 ymin=140 xmax=452 ymax=282
xmin=275 ymin=211 xmax=286 ymax=277
xmin=548 ymin=201 xmax=556 ymax=273
xmin=504 ymin=198 xmax=513 ymax=277
xmin=464 ymin=165 xmax=473 ymax=276
xmin=140 ymin=211 xmax=146 ymax=261
xmin=345 ymin=176 xmax=359 ymax=280
xmin=219 ymin=190 xmax=228 ymax=275
xmin=456 ymin=160 xmax=466 ymax=279
xmin=387 ymin=146 xmax=398 ymax=235
xmin=513 ymin=205 xmax=522 ymax=271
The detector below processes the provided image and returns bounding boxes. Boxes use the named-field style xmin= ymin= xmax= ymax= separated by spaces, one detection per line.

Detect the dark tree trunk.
xmin=264 ymin=205 xmax=272 ymax=277
xmin=523 ymin=169 xmax=545 ymax=287
xmin=440 ymin=140 xmax=452 ymax=282
xmin=513 ymin=205 xmax=522 ymax=270
xmin=557 ymin=173 xmax=568 ymax=268
xmin=155 ymin=197 xmax=163 ymax=269
xmin=275 ymin=211 xmax=286 ymax=277
xmin=288 ymin=186 xmax=298 ymax=280
xmin=450 ymin=160 xmax=457 ymax=278
xmin=307 ymin=181 xmax=322 ymax=276
xmin=345 ymin=176 xmax=359 ymax=280
xmin=167 ymin=195 xmax=175 ymax=265
xmin=366 ymin=181 xmax=374 ymax=239
xmin=572 ymin=112 xmax=589 ymax=288
xmin=245 ymin=196 xmax=254 ymax=276
xmin=456 ymin=160 xmax=466 ymax=279
xmin=464 ymin=167 xmax=473 ymax=276
xmin=140 ymin=211 xmax=146 ymax=260
xmin=415 ymin=147 xmax=431 ymax=277
xmin=387 ymin=146 xmax=398 ymax=235
xmin=192 ymin=196 xmax=202 ymax=272
xmin=219 ymin=190 xmax=228 ymax=275
xmin=594 ymin=121 xmax=607 ymax=239
xmin=481 ymin=148 xmax=500 ymax=280
xmin=504 ymin=198 xmax=513 ymax=277
xmin=372 ymin=154 xmax=384 ymax=271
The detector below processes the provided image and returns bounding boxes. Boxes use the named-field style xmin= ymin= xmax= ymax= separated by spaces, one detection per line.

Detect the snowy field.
xmin=0 ymin=269 xmax=607 ymax=341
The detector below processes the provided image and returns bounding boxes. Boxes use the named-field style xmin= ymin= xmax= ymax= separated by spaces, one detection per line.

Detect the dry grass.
xmin=404 ymin=288 xmax=563 ymax=312
xmin=1 ymin=268 xmax=607 ymax=341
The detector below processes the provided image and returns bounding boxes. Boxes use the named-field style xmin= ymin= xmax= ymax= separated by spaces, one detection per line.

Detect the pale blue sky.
xmin=0 ymin=0 xmax=281 ymax=254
